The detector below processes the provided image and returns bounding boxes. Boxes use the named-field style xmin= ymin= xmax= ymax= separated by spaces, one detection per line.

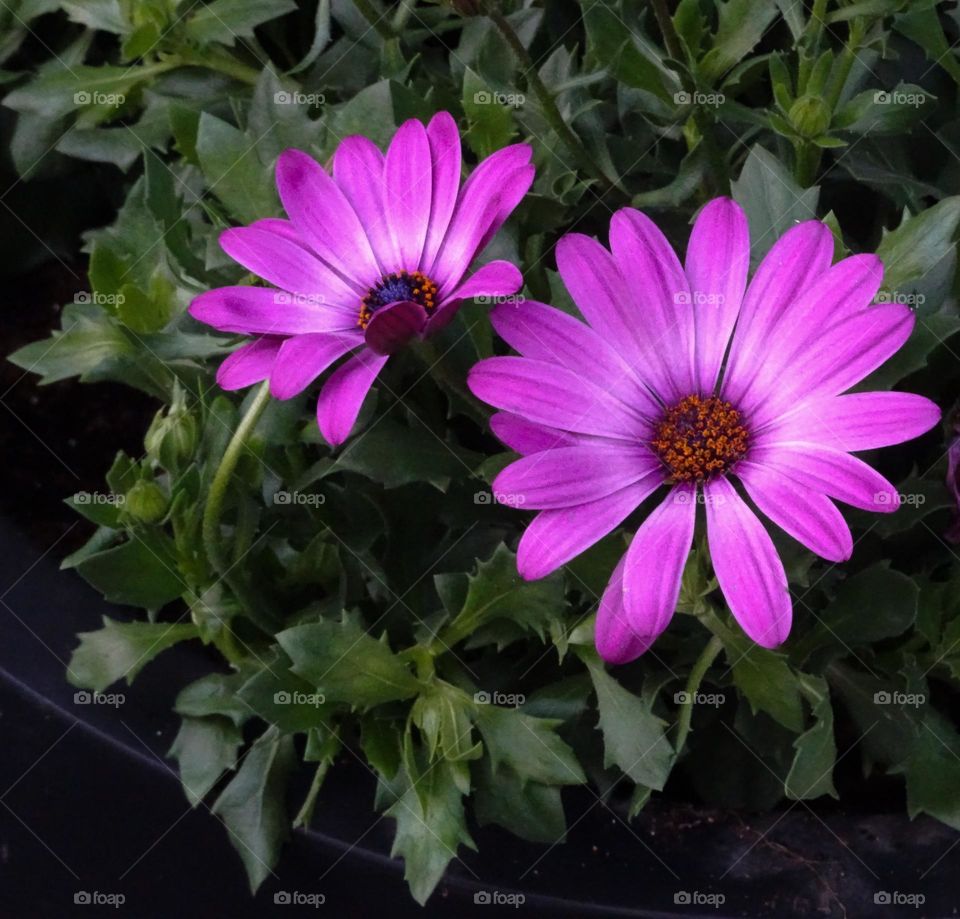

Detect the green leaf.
xmin=834 ymin=84 xmax=934 ymax=135
xmin=185 ymin=0 xmax=296 ymax=46
xmin=384 ymin=755 xmax=475 ymax=905
xmin=895 ymin=711 xmax=960 ymax=831
xmin=726 ymin=637 xmax=804 ymax=732
xmin=700 ymin=0 xmax=778 ymax=83
xmin=411 ymin=683 xmax=482 ymax=763
xmin=238 ymin=648 xmax=336 ymax=733
xmin=785 ymin=676 xmax=837 ymax=801
xmin=69 ymin=530 xmax=185 ymax=609
xmin=175 ymin=671 xmax=251 ymax=728
xmin=585 ymin=657 xmax=674 ymax=791
xmin=169 ymin=715 xmax=243 ymax=807
xmin=8 ymin=303 xmax=133 ymax=385
xmin=894 ymin=4 xmax=960 ymax=88
xmin=731 ymin=145 xmax=820 ymax=263
xmin=213 ymin=727 xmax=296 ymax=894
xmin=195 ymin=112 xmax=278 ymax=223
xmin=473 ymin=757 xmax=566 ymax=843
xmin=67 ymin=617 xmax=199 ymax=691
xmin=474 ymin=704 xmax=585 ymax=785
xmin=824 ymin=563 xmax=919 ymax=645
xmin=330 ymin=418 xmax=480 ymax=491
xmin=447 ymin=544 xmax=566 ymax=641
xmin=463 ymin=68 xmax=517 ymax=159
xmin=277 ymin=616 xmax=421 ymax=708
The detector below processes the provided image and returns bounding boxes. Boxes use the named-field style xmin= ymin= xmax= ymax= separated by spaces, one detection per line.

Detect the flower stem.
xmin=353 ymin=0 xmax=394 ymax=40
xmin=648 ymin=0 xmax=684 ymax=60
xmin=202 ymin=381 xmax=272 ymax=576
xmin=672 ymin=634 xmax=724 ymax=756
xmin=487 ymin=9 xmax=617 ymax=195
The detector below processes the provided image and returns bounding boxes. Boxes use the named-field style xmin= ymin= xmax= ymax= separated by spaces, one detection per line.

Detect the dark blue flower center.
xmin=359 ymin=270 xmax=438 ymax=329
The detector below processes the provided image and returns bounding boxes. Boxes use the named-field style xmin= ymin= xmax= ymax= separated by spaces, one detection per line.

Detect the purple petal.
xmin=269 ymin=332 xmax=361 ymax=400
xmin=685 ymin=197 xmax=749 ymax=394
xmin=190 ymin=286 xmax=355 ymax=335
xmin=422 ymin=111 xmax=462 ymax=270
xmin=445 ymin=260 xmax=522 ymax=302
xmin=517 ymin=477 xmax=660 ymax=580
xmin=595 ymin=555 xmax=657 ymax=665
xmin=595 ymin=484 xmax=696 ymax=664
xmin=363 ymin=300 xmax=428 ymax=355
xmin=422 ymin=259 xmax=523 ymax=338
xmin=216 ymin=336 xmax=283 ymax=390
xmin=332 ymin=136 xmax=392 ymax=274
xmin=219 ymin=226 xmax=360 ymax=303
xmin=763 ymin=391 xmax=941 ymax=452
xmin=315 ymin=349 xmax=389 ymax=446
xmin=704 ymin=477 xmax=791 ymax=649
xmin=493 ymin=444 xmax=660 ymax=509
xmin=728 ymin=254 xmax=884 ymax=410
xmin=430 ymin=146 xmax=533 ymax=290
xmin=275 ymin=148 xmax=379 ymax=285
xmin=722 ymin=221 xmax=834 ymax=405
xmin=489 ymin=412 xmax=579 ymax=454
xmin=386 ymin=119 xmax=432 ymax=271
xmin=468 ymin=356 xmax=651 ymax=440
xmin=609 ymin=207 xmax=697 ymax=400
xmin=620 ymin=483 xmax=697 ymax=643
xmin=490 ymin=298 xmax=660 ymax=417
xmin=249 ymin=217 xmax=306 ymax=245
xmin=747 ymin=442 xmax=900 ymax=512
xmin=737 ymin=462 xmax=852 ymax=562
xmin=747 ymin=304 xmax=915 ymax=427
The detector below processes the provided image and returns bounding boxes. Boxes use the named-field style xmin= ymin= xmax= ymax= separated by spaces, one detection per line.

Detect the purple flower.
xmin=190 ymin=112 xmax=534 ymax=445
xmin=468 ymin=199 xmax=941 ymax=664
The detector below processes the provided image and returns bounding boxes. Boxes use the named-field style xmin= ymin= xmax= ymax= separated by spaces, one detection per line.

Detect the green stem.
xmin=794 ymin=140 xmax=821 ymax=188
xmin=824 ymin=19 xmax=863 ymax=111
xmin=673 ymin=634 xmax=724 ymax=756
xmin=176 ymin=48 xmax=262 ymax=85
xmin=202 ymin=381 xmax=271 ymax=578
xmin=353 ymin=0 xmax=394 ymax=40
xmin=487 ymin=9 xmax=617 ymax=195
xmin=649 ymin=0 xmax=684 ymax=61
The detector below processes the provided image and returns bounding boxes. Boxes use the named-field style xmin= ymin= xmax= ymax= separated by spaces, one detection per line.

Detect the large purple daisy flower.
xmin=190 ymin=112 xmax=533 ymax=444
xmin=468 ymin=199 xmax=941 ymax=664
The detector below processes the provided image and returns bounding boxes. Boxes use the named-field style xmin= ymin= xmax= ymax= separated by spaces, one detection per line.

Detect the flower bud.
xmin=125 ymin=479 xmax=168 ymax=524
xmin=788 ymin=95 xmax=831 ymax=139
xmin=145 ymin=402 xmax=197 ymax=471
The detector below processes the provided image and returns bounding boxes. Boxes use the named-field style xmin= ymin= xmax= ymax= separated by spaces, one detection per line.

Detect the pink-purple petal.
xmin=762 ymin=391 xmax=941 ymax=452
xmin=685 ymin=197 xmax=749 ymax=394
xmin=737 ymin=462 xmax=852 ymax=562
xmin=596 ymin=556 xmax=656 ymax=664
xmin=517 ymin=476 xmax=660 ymax=581
xmin=269 ymin=332 xmax=360 ymax=400
xmin=445 ymin=260 xmax=522 ymax=303
xmin=489 ymin=412 xmax=580 ymax=454
xmin=219 ymin=226 xmax=361 ymax=303
xmin=704 ymin=477 xmax=792 ymax=649
xmin=422 ymin=111 xmax=463 ymax=269
xmin=609 ymin=207 xmax=697 ymax=400
xmin=385 ymin=119 xmax=432 ymax=271
xmin=493 ymin=444 xmax=659 ymax=510
xmin=747 ymin=442 xmax=900 ymax=513
xmin=275 ymin=148 xmax=379 ymax=285
xmin=490 ymin=299 xmax=660 ymax=416
xmin=216 ymin=336 xmax=283 ymax=390
xmin=467 ymin=356 xmax=651 ymax=440
xmin=315 ymin=349 xmax=389 ymax=446
xmin=363 ymin=300 xmax=428 ymax=355
xmin=722 ymin=221 xmax=834 ymax=404
xmin=332 ymin=136 xmax=393 ymax=274
xmin=189 ymin=286 xmax=355 ymax=335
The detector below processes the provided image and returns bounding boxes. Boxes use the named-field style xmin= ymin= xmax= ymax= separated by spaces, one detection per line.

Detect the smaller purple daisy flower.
xmin=190 ymin=111 xmax=534 ymax=444
xmin=468 ymin=199 xmax=941 ymax=664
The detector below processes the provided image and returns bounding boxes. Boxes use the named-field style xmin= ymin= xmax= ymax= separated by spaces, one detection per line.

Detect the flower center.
xmin=359 ymin=270 xmax=438 ymax=329
xmin=651 ymin=394 xmax=749 ymax=483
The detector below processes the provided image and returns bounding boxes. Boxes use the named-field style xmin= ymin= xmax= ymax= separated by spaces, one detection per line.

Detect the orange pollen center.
xmin=651 ymin=395 xmax=749 ymax=483
xmin=359 ymin=270 xmax=439 ymax=330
